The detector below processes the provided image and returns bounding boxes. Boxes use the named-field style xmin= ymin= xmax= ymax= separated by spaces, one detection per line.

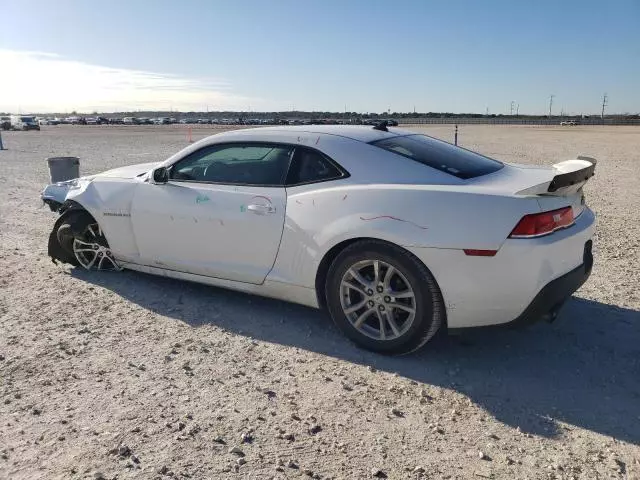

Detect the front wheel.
xmin=325 ymin=240 xmax=444 ymax=355
xmin=56 ymin=213 xmax=121 ymax=271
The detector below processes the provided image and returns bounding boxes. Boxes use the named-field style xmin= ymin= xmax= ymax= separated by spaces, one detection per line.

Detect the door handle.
xmin=247 ymin=204 xmax=275 ymax=215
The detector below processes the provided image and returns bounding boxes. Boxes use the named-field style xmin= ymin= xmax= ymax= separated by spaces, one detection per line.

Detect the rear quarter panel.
xmin=269 ymin=182 xmax=542 ymax=288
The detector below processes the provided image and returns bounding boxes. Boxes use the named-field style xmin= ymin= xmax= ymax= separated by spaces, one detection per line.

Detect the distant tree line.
xmin=2 ymin=110 xmax=638 ymax=120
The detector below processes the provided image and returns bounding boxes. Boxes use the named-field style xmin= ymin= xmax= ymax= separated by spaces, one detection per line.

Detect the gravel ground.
xmin=0 ymin=125 xmax=639 ymax=480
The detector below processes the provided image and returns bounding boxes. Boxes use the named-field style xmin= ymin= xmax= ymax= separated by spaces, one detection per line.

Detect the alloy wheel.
xmin=339 ymin=259 xmax=416 ymax=341
xmin=72 ymin=223 xmax=121 ymax=271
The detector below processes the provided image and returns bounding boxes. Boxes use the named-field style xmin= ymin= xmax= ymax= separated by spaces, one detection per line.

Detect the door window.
xmin=170 ymin=143 xmax=293 ymax=186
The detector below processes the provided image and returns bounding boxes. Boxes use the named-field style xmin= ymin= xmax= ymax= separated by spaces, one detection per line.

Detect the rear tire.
xmin=325 ymin=240 xmax=444 ymax=355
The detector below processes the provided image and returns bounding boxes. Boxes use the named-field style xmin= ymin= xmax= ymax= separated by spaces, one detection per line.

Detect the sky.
xmin=1 ymin=0 xmax=638 ymax=115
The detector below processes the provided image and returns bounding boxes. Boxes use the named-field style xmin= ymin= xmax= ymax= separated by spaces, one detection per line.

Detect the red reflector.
xmin=509 ymin=207 xmax=574 ymax=238
xmin=463 ymin=249 xmax=497 ymax=257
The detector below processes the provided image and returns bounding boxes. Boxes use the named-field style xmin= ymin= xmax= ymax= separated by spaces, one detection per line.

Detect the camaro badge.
xmin=103 ymin=212 xmax=131 ymax=217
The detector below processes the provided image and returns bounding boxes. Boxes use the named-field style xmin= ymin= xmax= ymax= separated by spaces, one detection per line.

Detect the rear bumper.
xmin=406 ymin=207 xmax=596 ymax=328
xmin=457 ymin=239 xmax=593 ymax=330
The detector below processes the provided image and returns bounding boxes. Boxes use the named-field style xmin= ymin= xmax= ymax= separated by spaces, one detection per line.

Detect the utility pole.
xmin=510 ymin=101 xmax=515 ymax=115
xmin=601 ymin=93 xmax=608 ymax=122
xmin=548 ymin=95 xmax=555 ymax=118
xmin=516 ymin=104 xmax=519 ymax=116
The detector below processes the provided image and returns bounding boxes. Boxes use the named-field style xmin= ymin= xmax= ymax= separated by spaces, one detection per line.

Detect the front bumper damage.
xmin=42 ymin=181 xmax=75 ymax=212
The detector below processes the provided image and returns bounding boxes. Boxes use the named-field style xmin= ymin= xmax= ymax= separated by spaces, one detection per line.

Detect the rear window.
xmin=371 ymin=134 xmax=503 ymax=179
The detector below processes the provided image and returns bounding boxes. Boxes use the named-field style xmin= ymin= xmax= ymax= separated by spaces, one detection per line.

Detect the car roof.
xmin=214 ymin=125 xmax=413 ymax=144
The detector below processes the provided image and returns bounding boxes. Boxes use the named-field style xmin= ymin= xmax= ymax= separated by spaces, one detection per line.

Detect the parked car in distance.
xmin=154 ymin=117 xmax=171 ymax=125
xmin=560 ymin=120 xmax=578 ymax=126
xmin=122 ymin=117 xmax=139 ymax=125
xmin=41 ymin=125 xmax=596 ymax=354
xmin=1 ymin=116 xmax=11 ymax=130
xmin=109 ymin=118 xmax=124 ymax=125
xmin=11 ymin=115 xmax=40 ymax=130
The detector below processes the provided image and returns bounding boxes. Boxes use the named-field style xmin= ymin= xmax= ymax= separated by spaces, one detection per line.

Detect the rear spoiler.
xmin=548 ymin=156 xmax=596 ymax=193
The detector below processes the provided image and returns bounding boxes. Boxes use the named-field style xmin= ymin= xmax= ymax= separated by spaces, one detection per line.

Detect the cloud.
xmin=0 ymin=49 xmax=267 ymax=113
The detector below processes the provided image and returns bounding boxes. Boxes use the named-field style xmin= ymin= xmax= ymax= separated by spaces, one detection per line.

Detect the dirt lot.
xmin=1 ymin=125 xmax=639 ymax=480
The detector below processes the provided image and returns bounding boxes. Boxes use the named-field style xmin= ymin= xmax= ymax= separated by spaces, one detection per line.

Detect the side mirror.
xmin=152 ymin=167 xmax=169 ymax=184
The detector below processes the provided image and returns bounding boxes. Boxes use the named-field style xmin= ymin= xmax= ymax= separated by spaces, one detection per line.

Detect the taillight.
xmin=509 ymin=207 xmax=574 ymax=238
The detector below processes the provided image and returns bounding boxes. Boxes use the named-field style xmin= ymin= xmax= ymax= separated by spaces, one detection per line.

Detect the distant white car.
xmin=41 ymin=125 xmax=596 ymax=354
xmin=560 ymin=120 xmax=577 ymax=126
xmin=11 ymin=115 xmax=40 ymax=130
xmin=39 ymin=117 xmax=61 ymax=126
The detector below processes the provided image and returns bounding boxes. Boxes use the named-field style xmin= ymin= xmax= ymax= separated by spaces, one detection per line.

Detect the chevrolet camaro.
xmin=41 ymin=124 xmax=596 ymax=354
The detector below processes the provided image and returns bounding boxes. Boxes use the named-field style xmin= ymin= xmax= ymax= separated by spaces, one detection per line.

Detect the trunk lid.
xmin=471 ymin=156 xmax=596 ymax=217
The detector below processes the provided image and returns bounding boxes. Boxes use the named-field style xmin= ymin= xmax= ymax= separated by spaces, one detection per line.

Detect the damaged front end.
xmin=46 ymin=201 xmax=90 ymax=265
xmin=41 ymin=178 xmax=93 ymax=265
xmin=41 ymin=179 xmax=85 ymax=212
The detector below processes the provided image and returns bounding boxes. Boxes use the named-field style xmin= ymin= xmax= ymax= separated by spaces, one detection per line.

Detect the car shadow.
xmin=71 ymin=268 xmax=640 ymax=445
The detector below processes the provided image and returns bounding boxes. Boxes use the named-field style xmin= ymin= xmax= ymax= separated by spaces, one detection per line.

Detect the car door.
xmin=130 ymin=142 xmax=293 ymax=284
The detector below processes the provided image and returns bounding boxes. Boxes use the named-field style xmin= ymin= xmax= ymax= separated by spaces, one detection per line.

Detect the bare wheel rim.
xmin=72 ymin=223 xmax=121 ymax=271
xmin=339 ymin=259 xmax=416 ymax=341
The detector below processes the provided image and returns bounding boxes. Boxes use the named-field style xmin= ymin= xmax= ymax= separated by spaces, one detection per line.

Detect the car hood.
xmin=41 ymin=162 xmax=160 ymax=208
xmin=94 ymin=162 xmax=160 ymax=179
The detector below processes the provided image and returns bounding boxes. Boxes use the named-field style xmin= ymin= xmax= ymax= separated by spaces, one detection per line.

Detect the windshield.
xmin=21 ymin=117 xmax=35 ymax=122
xmin=371 ymin=134 xmax=504 ymax=179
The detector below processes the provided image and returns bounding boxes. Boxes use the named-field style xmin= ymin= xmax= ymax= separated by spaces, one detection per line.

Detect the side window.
xmin=286 ymin=148 xmax=345 ymax=185
xmin=170 ymin=143 xmax=293 ymax=186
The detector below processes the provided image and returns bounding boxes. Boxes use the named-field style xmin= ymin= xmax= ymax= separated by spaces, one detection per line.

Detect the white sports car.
xmin=41 ymin=124 xmax=596 ymax=354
